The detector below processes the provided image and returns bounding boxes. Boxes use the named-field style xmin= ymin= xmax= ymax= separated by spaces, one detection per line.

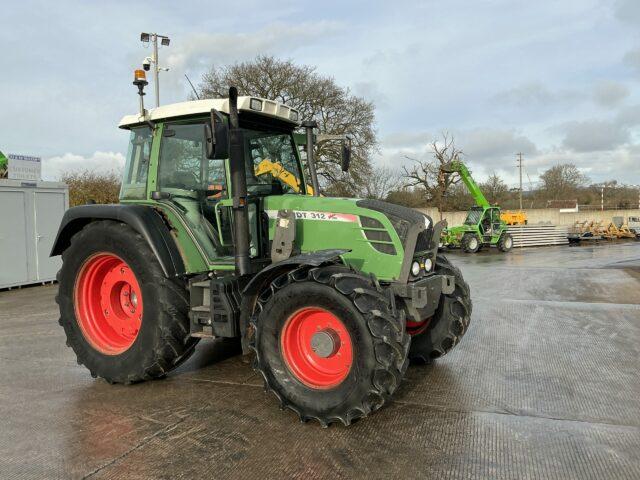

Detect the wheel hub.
xmin=280 ymin=307 xmax=353 ymax=389
xmin=310 ymin=330 xmax=341 ymax=358
xmin=74 ymin=253 xmax=143 ymax=355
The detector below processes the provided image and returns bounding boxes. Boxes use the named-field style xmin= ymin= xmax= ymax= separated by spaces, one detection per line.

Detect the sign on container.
xmin=8 ymin=154 xmax=41 ymax=181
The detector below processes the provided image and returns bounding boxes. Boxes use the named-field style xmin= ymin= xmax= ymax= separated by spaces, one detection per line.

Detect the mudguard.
xmin=239 ymin=249 xmax=349 ymax=352
xmin=50 ymin=204 xmax=185 ymax=278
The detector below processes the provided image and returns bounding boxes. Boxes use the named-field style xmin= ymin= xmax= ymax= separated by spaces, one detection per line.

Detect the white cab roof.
xmin=119 ymin=97 xmax=299 ymax=128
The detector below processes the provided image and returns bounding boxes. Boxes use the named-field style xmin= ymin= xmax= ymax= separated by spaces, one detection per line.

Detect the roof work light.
xmin=133 ymin=69 xmax=148 ymax=87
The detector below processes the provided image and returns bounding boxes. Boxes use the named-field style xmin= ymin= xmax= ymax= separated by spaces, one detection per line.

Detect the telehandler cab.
xmin=51 ymin=69 xmax=472 ymax=426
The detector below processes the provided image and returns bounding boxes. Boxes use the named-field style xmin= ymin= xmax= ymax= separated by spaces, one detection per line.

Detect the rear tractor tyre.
xmin=251 ymin=264 xmax=410 ymax=426
xmin=461 ymin=233 xmax=481 ymax=253
xmin=497 ymin=232 xmax=514 ymax=252
xmin=408 ymin=255 xmax=472 ymax=363
xmin=56 ymin=220 xmax=199 ymax=384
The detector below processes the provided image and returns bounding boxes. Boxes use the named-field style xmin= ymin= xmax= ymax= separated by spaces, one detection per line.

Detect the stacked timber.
xmin=506 ymin=224 xmax=569 ymax=247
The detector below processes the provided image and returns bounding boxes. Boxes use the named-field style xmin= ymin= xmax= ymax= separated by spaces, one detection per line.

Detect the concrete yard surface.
xmin=1 ymin=242 xmax=639 ymax=479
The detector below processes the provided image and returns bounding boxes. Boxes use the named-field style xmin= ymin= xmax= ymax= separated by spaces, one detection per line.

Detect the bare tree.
xmin=402 ymin=133 xmax=463 ymax=214
xmin=480 ymin=172 xmax=508 ymax=205
xmin=358 ymin=166 xmax=403 ymax=200
xmin=197 ymin=55 xmax=377 ymax=196
xmin=539 ymin=163 xmax=589 ymax=200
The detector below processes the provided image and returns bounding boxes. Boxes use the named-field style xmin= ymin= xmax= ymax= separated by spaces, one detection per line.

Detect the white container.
xmin=0 ymin=179 xmax=69 ymax=288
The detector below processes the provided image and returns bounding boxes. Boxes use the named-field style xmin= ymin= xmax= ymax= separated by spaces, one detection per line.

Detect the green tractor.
xmin=440 ymin=160 xmax=513 ymax=253
xmin=51 ymin=71 xmax=472 ymax=426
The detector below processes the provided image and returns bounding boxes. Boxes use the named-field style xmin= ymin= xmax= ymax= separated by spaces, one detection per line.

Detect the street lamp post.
xmin=140 ymin=32 xmax=171 ymax=108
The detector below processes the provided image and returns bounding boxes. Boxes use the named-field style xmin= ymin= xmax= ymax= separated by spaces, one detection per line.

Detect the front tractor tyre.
xmin=461 ymin=233 xmax=481 ymax=253
xmin=56 ymin=220 xmax=198 ymax=384
xmin=408 ymin=255 xmax=472 ymax=363
xmin=251 ymin=265 xmax=410 ymax=426
xmin=498 ymin=232 xmax=514 ymax=252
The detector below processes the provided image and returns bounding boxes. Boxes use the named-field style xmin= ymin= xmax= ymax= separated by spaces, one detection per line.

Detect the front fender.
xmin=239 ymin=249 xmax=349 ymax=353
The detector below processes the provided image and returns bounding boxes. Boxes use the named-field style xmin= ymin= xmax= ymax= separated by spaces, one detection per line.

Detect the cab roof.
xmin=118 ymin=96 xmax=300 ymax=129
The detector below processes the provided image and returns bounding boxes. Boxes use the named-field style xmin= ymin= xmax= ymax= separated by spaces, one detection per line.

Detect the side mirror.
xmin=341 ymin=143 xmax=351 ymax=172
xmin=205 ymin=109 xmax=229 ymax=159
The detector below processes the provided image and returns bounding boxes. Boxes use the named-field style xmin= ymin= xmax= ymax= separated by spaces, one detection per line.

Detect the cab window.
xmin=158 ymin=122 xmax=227 ymax=196
xmin=245 ymin=131 xmax=304 ymax=195
xmin=120 ymin=126 xmax=152 ymax=200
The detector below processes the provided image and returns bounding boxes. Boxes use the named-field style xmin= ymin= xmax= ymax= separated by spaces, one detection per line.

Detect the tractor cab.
xmin=118 ymin=95 xmax=307 ymax=269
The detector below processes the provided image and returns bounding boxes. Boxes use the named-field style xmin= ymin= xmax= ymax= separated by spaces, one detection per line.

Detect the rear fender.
xmin=50 ymin=204 xmax=185 ymax=278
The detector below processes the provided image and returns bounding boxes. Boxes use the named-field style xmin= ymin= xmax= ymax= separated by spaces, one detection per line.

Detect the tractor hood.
xmin=263 ymin=195 xmax=434 ymax=282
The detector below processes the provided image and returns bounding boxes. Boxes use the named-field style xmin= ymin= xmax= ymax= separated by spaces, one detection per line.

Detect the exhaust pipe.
xmin=228 ymin=87 xmax=251 ymax=276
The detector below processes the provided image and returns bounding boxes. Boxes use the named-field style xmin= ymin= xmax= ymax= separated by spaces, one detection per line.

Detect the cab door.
xmin=154 ymin=121 xmax=233 ymax=266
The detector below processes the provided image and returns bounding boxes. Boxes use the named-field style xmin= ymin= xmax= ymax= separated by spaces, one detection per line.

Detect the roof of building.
xmin=119 ymin=96 xmax=300 ymax=128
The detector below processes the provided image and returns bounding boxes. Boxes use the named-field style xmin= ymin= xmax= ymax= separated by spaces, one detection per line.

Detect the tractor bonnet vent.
xmin=360 ymin=216 xmax=384 ymax=229
xmin=360 ymin=215 xmax=396 ymax=255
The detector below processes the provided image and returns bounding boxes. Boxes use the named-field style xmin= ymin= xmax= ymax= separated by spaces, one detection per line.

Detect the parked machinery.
xmin=439 ymin=160 xmax=513 ymax=253
xmin=50 ymin=71 xmax=473 ymax=426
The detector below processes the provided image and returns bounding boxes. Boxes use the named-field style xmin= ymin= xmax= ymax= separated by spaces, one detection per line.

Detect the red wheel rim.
xmin=406 ymin=317 xmax=432 ymax=336
xmin=280 ymin=307 xmax=353 ymax=389
xmin=74 ymin=253 xmax=143 ymax=355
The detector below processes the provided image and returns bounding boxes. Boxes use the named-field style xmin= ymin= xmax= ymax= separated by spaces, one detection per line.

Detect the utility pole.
xmin=516 ymin=152 xmax=523 ymax=211
xmin=140 ymin=33 xmax=171 ymax=108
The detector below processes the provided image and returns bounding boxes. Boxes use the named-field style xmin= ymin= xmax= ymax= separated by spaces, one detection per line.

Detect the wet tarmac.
xmin=1 ymin=242 xmax=639 ymax=479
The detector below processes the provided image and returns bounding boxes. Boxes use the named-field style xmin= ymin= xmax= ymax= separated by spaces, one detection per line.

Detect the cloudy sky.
xmin=2 ymin=0 xmax=640 ymax=186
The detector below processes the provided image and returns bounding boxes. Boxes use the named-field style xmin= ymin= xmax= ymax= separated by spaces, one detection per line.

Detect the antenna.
xmin=184 ymin=74 xmax=200 ymax=100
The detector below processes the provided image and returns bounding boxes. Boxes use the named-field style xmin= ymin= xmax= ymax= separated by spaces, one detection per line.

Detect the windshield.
xmin=464 ymin=208 xmax=483 ymax=225
xmin=244 ymin=130 xmax=305 ymax=195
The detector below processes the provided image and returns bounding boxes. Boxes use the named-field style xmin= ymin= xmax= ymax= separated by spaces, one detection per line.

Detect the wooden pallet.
xmin=507 ymin=224 xmax=569 ymax=247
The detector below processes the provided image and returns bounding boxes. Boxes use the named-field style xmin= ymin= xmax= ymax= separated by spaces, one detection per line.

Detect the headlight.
xmin=423 ymin=258 xmax=433 ymax=271
xmin=411 ymin=261 xmax=421 ymax=276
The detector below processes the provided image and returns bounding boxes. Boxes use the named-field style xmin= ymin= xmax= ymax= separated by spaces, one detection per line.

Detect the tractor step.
xmin=188 ymin=275 xmax=242 ymax=338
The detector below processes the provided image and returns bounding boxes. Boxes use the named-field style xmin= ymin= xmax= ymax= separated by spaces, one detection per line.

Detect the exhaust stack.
xmin=228 ymin=87 xmax=251 ymax=276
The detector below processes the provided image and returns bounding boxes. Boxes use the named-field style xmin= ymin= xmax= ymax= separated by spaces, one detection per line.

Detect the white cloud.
xmin=158 ymin=21 xmax=344 ymax=97
xmin=615 ymin=0 xmax=640 ymax=26
xmin=459 ymin=128 xmax=538 ymax=160
xmin=592 ymin=80 xmax=630 ymax=108
xmin=623 ymin=47 xmax=640 ymax=74
xmin=43 ymin=151 xmax=125 ymax=181
xmin=560 ymin=119 xmax=629 ymax=152
xmin=492 ymin=82 xmax=583 ymax=108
